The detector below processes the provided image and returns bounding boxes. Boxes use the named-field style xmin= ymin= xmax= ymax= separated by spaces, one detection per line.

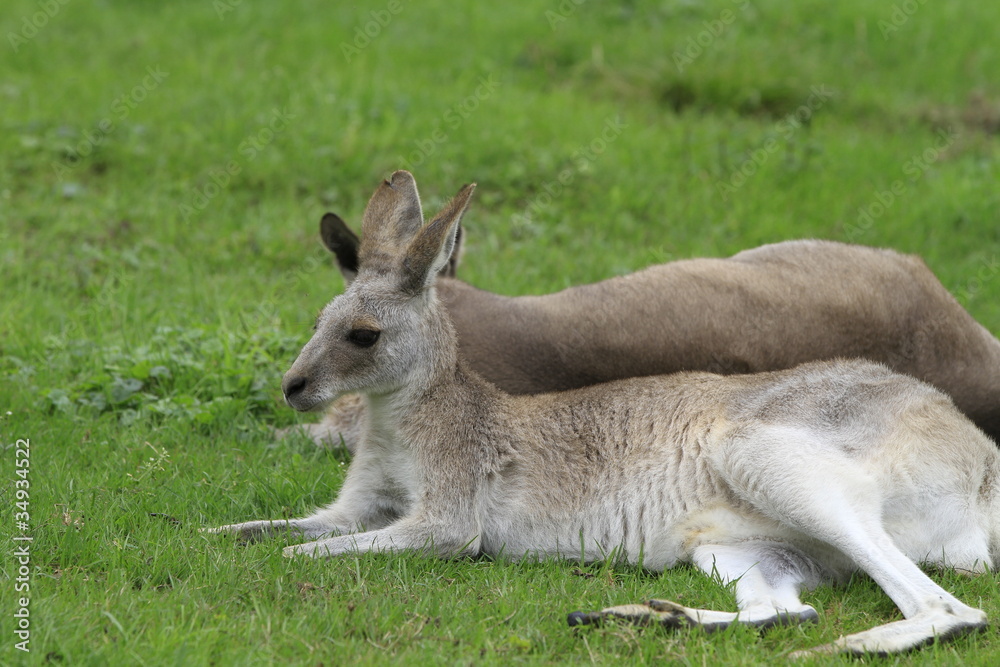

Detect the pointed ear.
xmin=319 ymin=213 xmax=360 ymax=284
xmin=439 ymin=223 xmax=463 ymax=278
xmin=402 ymin=183 xmax=476 ymax=293
xmin=359 ymin=171 xmax=424 ymax=267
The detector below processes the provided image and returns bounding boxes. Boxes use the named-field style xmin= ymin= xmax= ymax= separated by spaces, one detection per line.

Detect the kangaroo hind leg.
xmin=715 ymin=427 xmax=988 ymax=656
xmin=568 ymin=540 xmax=823 ymax=632
xmin=789 ymin=526 xmax=988 ymax=656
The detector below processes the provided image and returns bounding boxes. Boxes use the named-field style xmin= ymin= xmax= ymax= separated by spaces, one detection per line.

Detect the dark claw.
xmin=567 ymin=611 xmax=603 ymax=627
xmin=149 ymin=513 xmax=181 ymax=526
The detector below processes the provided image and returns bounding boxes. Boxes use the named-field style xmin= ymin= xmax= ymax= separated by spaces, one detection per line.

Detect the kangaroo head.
xmin=283 ymin=171 xmax=476 ymax=411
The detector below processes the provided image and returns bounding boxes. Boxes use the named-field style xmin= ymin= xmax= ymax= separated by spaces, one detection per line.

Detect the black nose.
xmin=283 ymin=375 xmax=307 ymax=400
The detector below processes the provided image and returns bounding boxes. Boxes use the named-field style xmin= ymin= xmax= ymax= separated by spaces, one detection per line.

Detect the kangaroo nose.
xmin=282 ymin=375 xmax=308 ymax=400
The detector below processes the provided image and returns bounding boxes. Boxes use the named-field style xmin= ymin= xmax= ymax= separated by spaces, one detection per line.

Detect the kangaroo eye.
xmin=347 ymin=328 xmax=380 ymax=347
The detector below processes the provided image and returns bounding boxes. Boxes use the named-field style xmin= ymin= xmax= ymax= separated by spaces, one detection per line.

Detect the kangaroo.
xmin=289 ymin=209 xmax=1000 ymax=452
xmin=214 ymin=172 xmax=1000 ymax=656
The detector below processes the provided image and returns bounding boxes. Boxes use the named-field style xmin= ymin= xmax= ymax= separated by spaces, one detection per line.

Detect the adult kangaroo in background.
xmin=286 ymin=201 xmax=1000 ymax=451
xmin=215 ymin=172 xmax=1000 ymax=656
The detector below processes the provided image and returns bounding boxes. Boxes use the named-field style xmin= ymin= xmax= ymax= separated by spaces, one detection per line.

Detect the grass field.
xmin=3 ymin=0 xmax=1000 ymax=664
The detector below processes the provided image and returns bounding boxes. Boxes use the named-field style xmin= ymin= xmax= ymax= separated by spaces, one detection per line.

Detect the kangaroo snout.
xmin=282 ymin=373 xmax=309 ymax=407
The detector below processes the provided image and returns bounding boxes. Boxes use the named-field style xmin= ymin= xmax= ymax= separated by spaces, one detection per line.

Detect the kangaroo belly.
xmin=478 ymin=496 xmax=689 ymax=567
xmin=478 ymin=446 xmax=734 ymax=568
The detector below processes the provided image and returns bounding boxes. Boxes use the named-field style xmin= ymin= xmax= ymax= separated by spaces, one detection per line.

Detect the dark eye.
xmin=347 ymin=328 xmax=380 ymax=347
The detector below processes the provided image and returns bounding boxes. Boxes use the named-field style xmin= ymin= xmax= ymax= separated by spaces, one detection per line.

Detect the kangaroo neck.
xmin=361 ymin=293 xmax=506 ymax=449
xmin=364 ymin=355 xmax=509 ymax=453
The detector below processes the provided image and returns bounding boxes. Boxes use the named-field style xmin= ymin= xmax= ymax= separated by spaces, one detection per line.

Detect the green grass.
xmin=2 ymin=0 xmax=1000 ymax=663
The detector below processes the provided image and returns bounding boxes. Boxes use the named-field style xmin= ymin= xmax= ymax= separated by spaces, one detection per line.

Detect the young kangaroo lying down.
xmin=292 ymin=205 xmax=1000 ymax=451
xmin=214 ymin=172 xmax=1000 ymax=656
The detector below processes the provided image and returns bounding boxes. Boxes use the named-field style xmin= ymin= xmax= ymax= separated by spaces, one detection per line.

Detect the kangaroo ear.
xmin=439 ymin=222 xmax=463 ymax=277
xmin=402 ymin=183 xmax=476 ymax=293
xmin=319 ymin=213 xmax=360 ymax=284
xmin=359 ymin=171 xmax=424 ymax=268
